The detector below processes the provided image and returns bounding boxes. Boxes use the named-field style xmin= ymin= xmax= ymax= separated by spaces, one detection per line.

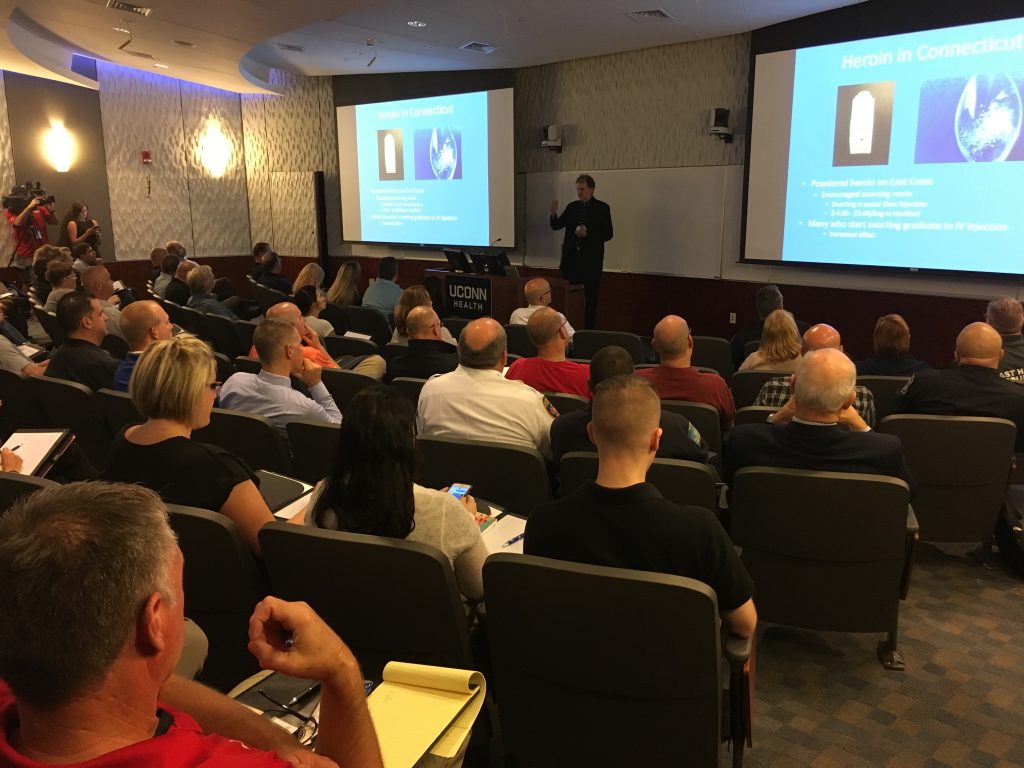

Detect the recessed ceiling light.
xmin=112 ymin=26 xmax=131 ymax=34
xmin=153 ymin=63 xmax=169 ymax=68
xmin=172 ymin=40 xmax=195 ymax=47
xmin=407 ymin=20 xmax=427 ymax=27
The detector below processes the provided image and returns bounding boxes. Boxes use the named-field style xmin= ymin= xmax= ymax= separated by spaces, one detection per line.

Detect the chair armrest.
xmin=905 ymin=504 xmax=919 ymax=534
xmin=723 ymin=631 xmax=755 ymax=761
xmin=723 ymin=633 xmax=752 ymax=667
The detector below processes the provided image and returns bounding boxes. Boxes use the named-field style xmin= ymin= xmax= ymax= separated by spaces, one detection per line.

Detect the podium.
xmin=426 ymin=269 xmax=583 ymax=328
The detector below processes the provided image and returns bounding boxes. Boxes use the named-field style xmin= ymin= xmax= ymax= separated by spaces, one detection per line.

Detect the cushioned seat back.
xmin=857 ymin=376 xmax=911 ymax=421
xmin=192 ymin=407 xmax=292 ymax=475
xmin=559 ymin=452 xmax=717 ymax=511
xmin=571 ymin=330 xmax=644 ymax=363
xmin=690 ymin=336 xmax=734 ymax=384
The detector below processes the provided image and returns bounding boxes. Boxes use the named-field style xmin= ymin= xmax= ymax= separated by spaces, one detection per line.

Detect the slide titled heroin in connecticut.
xmin=353 ymin=92 xmax=488 ymax=245
xmin=782 ymin=16 xmax=1024 ymax=273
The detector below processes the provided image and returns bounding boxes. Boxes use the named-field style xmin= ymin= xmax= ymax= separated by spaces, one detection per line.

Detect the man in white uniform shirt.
xmin=416 ymin=317 xmax=558 ymax=459
xmin=509 ymin=278 xmax=575 ymax=340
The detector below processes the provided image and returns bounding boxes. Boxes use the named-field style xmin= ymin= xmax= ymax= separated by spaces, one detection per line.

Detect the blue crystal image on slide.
xmin=915 ymin=74 xmax=1024 ymax=163
xmin=414 ymin=128 xmax=462 ymax=180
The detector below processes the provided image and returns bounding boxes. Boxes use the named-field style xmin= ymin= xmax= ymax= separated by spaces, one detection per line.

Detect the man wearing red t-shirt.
xmin=506 ymin=306 xmax=590 ymax=398
xmin=637 ymin=315 xmax=736 ymax=429
xmin=4 ymin=196 xmax=57 ymax=271
xmin=0 ymin=482 xmax=382 ymax=768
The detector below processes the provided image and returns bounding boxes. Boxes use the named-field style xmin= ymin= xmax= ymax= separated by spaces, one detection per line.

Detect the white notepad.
xmin=481 ymin=514 xmax=526 ymax=554
xmin=1 ymin=430 xmax=70 ymax=476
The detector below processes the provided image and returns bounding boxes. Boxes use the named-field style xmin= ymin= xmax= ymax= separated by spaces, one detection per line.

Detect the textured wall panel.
xmin=0 ymin=73 xmax=18 ymax=261
xmin=316 ymin=76 xmax=343 ymax=252
xmin=241 ymin=96 xmax=274 ymax=248
xmin=270 ymin=171 xmax=316 ymax=257
xmin=179 ymin=81 xmax=250 ymax=257
xmin=97 ymin=62 xmax=194 ymax=260
xmin=515 ymin=34 xmax=750 ymax=173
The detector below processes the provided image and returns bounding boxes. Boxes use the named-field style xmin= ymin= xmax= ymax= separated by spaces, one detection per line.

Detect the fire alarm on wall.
xmin=141 ymin=150 xmax=153 ymax=165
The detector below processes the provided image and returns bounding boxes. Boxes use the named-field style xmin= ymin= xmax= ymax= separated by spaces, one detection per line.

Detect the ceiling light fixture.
xmin=407 ymin=20 xmax=426 ymax=27
xmin=153 ymin=63 xmax=169 ymax=68
xmin=112 ymin=26 xmax=130 ymax=34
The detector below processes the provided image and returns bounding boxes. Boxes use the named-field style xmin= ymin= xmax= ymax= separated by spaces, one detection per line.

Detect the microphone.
xmin=490 ymin=237 xmax=502 ymax=246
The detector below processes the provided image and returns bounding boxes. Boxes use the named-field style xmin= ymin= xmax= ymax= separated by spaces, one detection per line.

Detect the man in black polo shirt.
xmin=45 ymin=291 xmax=120 ymax=391
xmin=385 ymin=306 xmax=457 ymax=384
xmin=526 ymin=375 xmax=756 ymax=637
xmin=896 ymin=321 xmax=1024 ymax=450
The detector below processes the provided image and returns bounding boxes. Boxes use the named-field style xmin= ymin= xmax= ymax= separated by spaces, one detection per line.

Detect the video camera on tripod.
xmin=3 ymin=181 xmax=55 ymax=214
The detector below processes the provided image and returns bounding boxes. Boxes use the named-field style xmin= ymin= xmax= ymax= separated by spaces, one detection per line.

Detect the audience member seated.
xmin=895 ymin=321 xmax=1024 ymax=450
xmin=45 ymin=291 xmax=119 ymax=391
xmin=42 ymin=260 xmax=77 ymax=312
xmin=361 ymin=256 xmax=402 ymax=317
xmin=326 ymin=259 xmax=361 ymax=308
xmin=985 ymin=297 xmax=1024 ymax=384
xmin=293 ymin=262 xmax=325 ymax=295
xmin=508 ymin=277 xmax=576 ymax=340
xmin=163 ymin=258 xmax=195 ymax=306
xmin=71 ymin=242 xmax=100 ymax=275
xmin=114 ymin=300 xmax=174 ymax=391
xmin=738 ymin=308 xmax=803 ymax=372
xmin=526 ymin=375 xmax=756 ymax=637
xmin=166 ymin=239 xmax=188 ymax=261
xmin=417 ymin=317 xmax=557 ymax=459
xmin=506 ymin=307 xmax=590 ymax=398
xmin=391 ymin=285 xmax=456 ymax=346
xmin=637 ymin=314 xmax=735 ymax=429
xmin=263 ymin=302 xmax=386 ymax=381
xmin=82 ymin=265 xmax=125 ymax=340
xmin=725 ymin=348 xmax=915 ymax=492
xmin=187 ymin=265 xmax=238 ymax=320
xmin=220 ymin=317 xmax=341 ymax=436
xmin=754 ymin=323 xmax=876 ymax=427
xmin=151 ymin=249 xmax=176 ymax=297
xmin=384 ymin=306 xmax=459 ymax=384
xmin=103 ymin=335 xmax=275 ymax=554
xmin=294 ymin=285 xmax=334 ymax=339
xmin=147 ymin=245 xmax=167 ymax=284
xmin=551 ymin=345 xmax=709 ymax=465
xmin=255 ymin=251 xmax=294 ymax=294
xmin=0 ymin=482 xmax=383 ymax=768
xmin=730 ymin=284 xmax=810 ymax=369
xmin=0 ymin=333 xmax=47 ymax=377
xmin=855 ymin=314 xmax=931 ymax=377
xmin=31 ymin=244 xmax=63 ymax=305
xmin=251 ymin=241 xmax=272 ymax=275
xmin=304 ymin=385 xmax=486 ymax=602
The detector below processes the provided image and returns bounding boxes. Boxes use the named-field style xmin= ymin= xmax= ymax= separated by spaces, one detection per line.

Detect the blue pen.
xmin=501 ymin=533 xmax=525 ymax=548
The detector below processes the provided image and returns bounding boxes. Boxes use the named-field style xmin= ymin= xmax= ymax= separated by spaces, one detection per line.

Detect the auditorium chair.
xmin=380 ymin=342 xmax=406 ymax=363
xmin=390 ymin=377 xmax=427 ymax=409
xmin=503 ymin=323 xmax=535 ymax=358
xmin=212 ymin=352 xmax=235 ymax=385
xmin=484 ymin=554 xmax=752 ymax=768
xmin=97 ymin=388 xmax=142 ymax=435
xmin=285 ymin=419 xmax=340 ymax=485
xmin=857 ymin=375 xmax=911 ymax=422
xmin=233 ymin=356 xmax=261 ymax=374
xmin=544 ymin=391 xmax=588 ymax=414
xmin=192 ymin=407 xmax=292 ymax=476
xmin=29 ymin=376 xmax=112 ymax=468
xmin=571 ymin=330 xmax=645 ymax=364
xmin=341 ymin=306 xmax=391 ymax=348
xmin=318 ymin=303 xmax=349 ymax=335
xmin=320 ymin=368 xmax=377 ymax=411
xmin=442 ymin=316 xmax=471 ymax=339
xmin=167 ymin=504 xmax=267 ymax=692
xmin=559 ymin=452 xmax=718 ymax=512
xmin=660 ymin=400 xmax=722 ymax=459
xmin=417 ymin=435 xmax=551 ymax=516
xmin=691 ymin=336 xmax=735 ymax=384
xmin=100 ymin=334 xmax=129 ymax=360
xmin=878 ymin=415 xmax=1015 ymax=548
xmin=32 ymin=307 xmax=63 ymax=346
xmin=235 ymin=319 xmax=258 ymax=351
xmin=0 ymin=474 xmax=58 ymax=513
xmin=0 ymin=368 xmax=46 ymax=433
xmin=253 ymin=283 xmax=288 ymax=315
xmin=323 ymin=334 xmax=378 ymax=360
xmin=732 ymin=406 xmax=778 ymax=426
xmin=730 ymin=370 xmax=790 ymax=409
xmin=730 ymin=467 xmax=917 ymax=670
xmin=174 ymin=305 xmax=210 ymax=338
xmin=204 ymin=313 xmax=247 ymax=359
xmin=259 ymin=523 xmax=475 ymax=681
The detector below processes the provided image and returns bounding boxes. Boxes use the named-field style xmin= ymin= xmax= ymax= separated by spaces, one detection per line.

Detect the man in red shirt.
xmin=0 ymin=481 xmax=382 ymax=768
xmin=4 ymin=195 xmax=57 ymax=272
xmin=506 ymin=306 xmax=590 ymax=398
xmin=637 ymin=315 xmax=736 ymax=429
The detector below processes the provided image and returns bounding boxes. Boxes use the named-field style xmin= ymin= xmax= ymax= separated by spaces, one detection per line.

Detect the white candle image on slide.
xmin=384 ymin=133 xmax=397 ymax=174
xmin=849 ymin=90 xmax=875 ymax=155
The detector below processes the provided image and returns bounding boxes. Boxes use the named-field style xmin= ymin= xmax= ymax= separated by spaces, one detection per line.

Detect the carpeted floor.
xmin=749 ymin=544 xmax=1024 ymax=768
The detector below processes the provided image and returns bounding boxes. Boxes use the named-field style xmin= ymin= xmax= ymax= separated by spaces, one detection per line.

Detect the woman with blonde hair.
xmin=326 ymin=260 xmax=361 ymax=307
xmin=292 ymin=262 xmax=325 ymax=295
xmin=856 ymin=314 xmax=930 ymax=376
xmin=739 ymin=309 xmax=802 ymax=372
xmin=102 ymin=335 xmax=274 ymax=554
xmin=390 ymin=285 xmax=456 ymax=346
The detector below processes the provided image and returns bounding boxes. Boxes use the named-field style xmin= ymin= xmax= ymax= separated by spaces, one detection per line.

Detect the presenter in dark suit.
xmin=550 ymin=174 xmax=613 ymax=329
xmin=724 ymin=348 xmax=915 ymax=495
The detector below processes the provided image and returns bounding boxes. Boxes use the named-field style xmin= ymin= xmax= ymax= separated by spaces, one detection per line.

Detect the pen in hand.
xmin=9 ymin=445 xmax=19 ymax=452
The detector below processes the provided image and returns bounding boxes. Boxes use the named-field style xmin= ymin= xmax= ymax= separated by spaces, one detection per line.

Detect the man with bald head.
xmin=509 ymin=278 xmax=576 ymax=340
xmin=385 ymin=305 xmax=458 ymax=383
xmin=754 ymin=323 xmax=876 ymax=426
xmin=114 ymin=300 xmax=174 ymax=391
xmin=417 ymin=317 xmax=557 ymax=458
xmin=896 ymin=322 xmax=1024 ymax=450
xmin=985 ymin=296 xmax=1024 ymax=383
xmin=527 ymin=375 xmax=756 ymax=638
xmin=81 ymin=265 xmax=125 ymax=340
xmin=726 ymin=349 xmax=914 ymax=490
xmin=638 ymin=315 xmax=735 ymax=428
xmin=505 ymin=306 xmax=589 ymax=397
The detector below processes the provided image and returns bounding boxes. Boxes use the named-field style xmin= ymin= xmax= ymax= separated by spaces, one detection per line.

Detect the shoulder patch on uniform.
xmin=543 ymin=397 xmax=560 ymax=418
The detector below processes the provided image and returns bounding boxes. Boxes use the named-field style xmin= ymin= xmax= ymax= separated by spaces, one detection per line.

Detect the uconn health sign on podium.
xmin=446 ymin=274 xmax=492 ymax=318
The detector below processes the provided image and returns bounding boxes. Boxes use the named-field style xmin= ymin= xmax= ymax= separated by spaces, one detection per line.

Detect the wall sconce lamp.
xmin=43 ymin=120 xmax=75 ymax=172
xmin=197 ymin=117 xmax=231 ymax=178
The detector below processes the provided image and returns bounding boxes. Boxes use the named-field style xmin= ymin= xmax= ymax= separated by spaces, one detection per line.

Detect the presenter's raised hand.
xmin=549 ymin=200 xmax=559 ymax=216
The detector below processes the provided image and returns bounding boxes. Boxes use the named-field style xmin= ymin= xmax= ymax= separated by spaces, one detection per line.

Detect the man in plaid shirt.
xmin=754 ymin=324 xmax=876 ymax=427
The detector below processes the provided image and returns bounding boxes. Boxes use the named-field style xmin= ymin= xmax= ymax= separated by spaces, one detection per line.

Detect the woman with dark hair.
xmin=57 ymin=201 xmax=102 ymax=257
xmin=856 ymin=314 xmax=930 ymax=376
xmin=305 ymin=385 xmax=486 ymax=601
